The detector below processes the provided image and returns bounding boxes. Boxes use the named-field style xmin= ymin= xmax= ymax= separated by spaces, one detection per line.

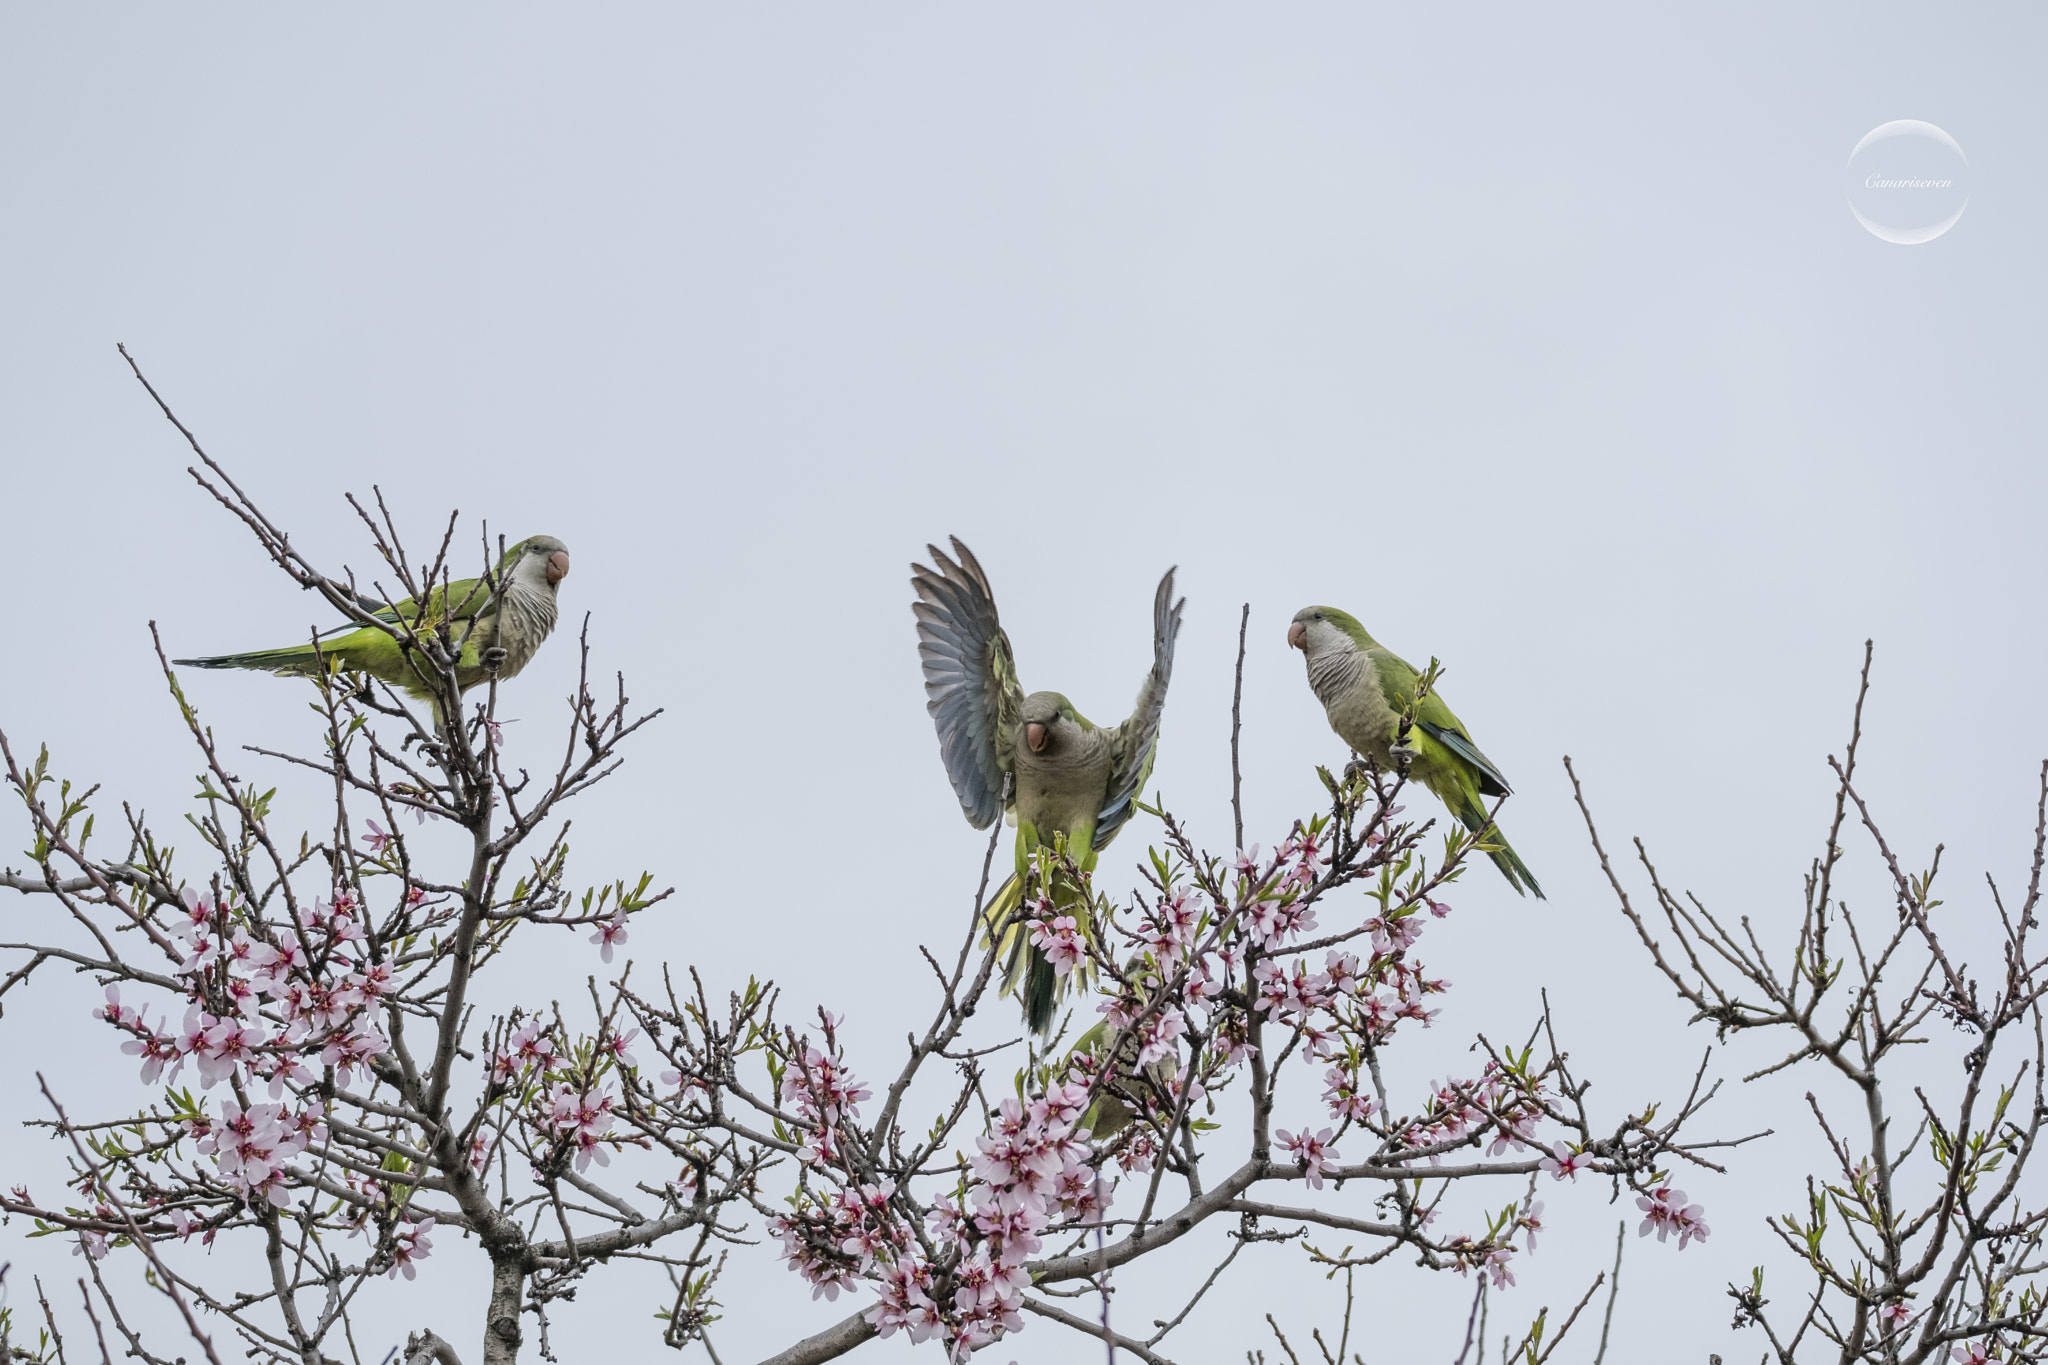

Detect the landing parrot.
xmin=1288 ymin=606 xmax=1542 ymax=898
xmin=912 ymin=538 xmax=1184 ymax=1036
xmin=175 ymin=537 xmax=571 ymax=717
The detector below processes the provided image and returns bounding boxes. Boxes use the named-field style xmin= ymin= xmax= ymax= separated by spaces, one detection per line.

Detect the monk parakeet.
xmin=175 ymin=537 xmax=570 ymax=714
xmin=1288 ymin=606 xmax=1542 ymax=898
xmin=913 ymin=538 xmax=1184 ymax=1035
xmin=1066 ymin=975 xmax=1183 ymax=1140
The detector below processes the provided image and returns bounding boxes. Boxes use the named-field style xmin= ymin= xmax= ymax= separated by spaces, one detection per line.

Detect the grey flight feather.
xmin=911 ymin=538 xmax=1025 ymax=830
xmin=1094 ymin=566 xmax=1184 ymax=847
xmin=1417 ymin=720 xmax=1512 ymax=798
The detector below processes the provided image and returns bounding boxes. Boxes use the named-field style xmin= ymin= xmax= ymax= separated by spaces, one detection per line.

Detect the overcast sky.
xmin=5 ymin=6 xmax=2047 ymax=1362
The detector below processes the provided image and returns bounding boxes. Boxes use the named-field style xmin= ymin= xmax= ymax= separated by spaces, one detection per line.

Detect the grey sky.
xmin=5 ymin=5 xmax=2046 ymax=1360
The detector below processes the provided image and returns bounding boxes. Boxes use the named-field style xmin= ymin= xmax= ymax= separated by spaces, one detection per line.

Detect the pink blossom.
xmin=1247 ymin=897 xmax=1318 ymax=950
xmin=122 ymin=1027 xmax=182 ymax=1086
xmin=359 ymin=820 xmax=393 ymax=854
xmin=572 ymin=1129 xmax=611 ymax=1171
xmin=1251 ymin=958 xmax=1296 ymax=1016
xmin=1213 ymin=1034 xmax=1258 ymax=1069
xmin=196 ymin=1016 xmax=266 ymax=1089
xmin=1322 ymin=1065 xmax=1379 ymax=1124
xmin=1488 ymin=1118 xmax=1538 ymax=1158
xmin=248 ymin=930 xmax=307 ymax=992
xmin=1276 ymin=1126 xmax=1338 ymax=1189
xmin=1366 ymin=911 xmax=1423 ymax=957
xmin=1028 ymin=915 xmax=1086 ymax=977
xmin=1134 ymin=1006 xmax=1186 ymax=1068
xmin=1539 ymin=1141 xmax=1593 ymax=1181
xmin=602 ymin=1027 xmax=640 ymax=1070
xmin=865 ymin=1255 xmax=943 ymax=1342
xmin=175 ymin=929 xmax=220 ymax=977
xmin=1636 ymin=1183 xmax=1711 ymax=1248
xmin=176 ymin=886 xmax=216 ymax=936
xmin=96 ymin=983 xmax=136 ymax=1027
xmin=387 ymin=1217 xmax=435 ymax=1280
xmin=1323 ymin=950 xmax=1361 ymax=995
xmin=319 ymin=1024 xmax=389 ymax=1089
xmin=590 ymin=911 xmax=629 ymax=964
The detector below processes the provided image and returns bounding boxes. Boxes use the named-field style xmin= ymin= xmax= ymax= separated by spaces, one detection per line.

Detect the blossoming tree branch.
xmin=5 ymin=360 xmax=2030 ymax=1365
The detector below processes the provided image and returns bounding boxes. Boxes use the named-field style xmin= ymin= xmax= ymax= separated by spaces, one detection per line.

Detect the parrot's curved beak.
xmin=1025 ymin=722 xmax=1048 ymax=753
xmin=546 ymin=550 xmax=571 ymax=585
xmin=1287 ymin=621 xmax=1307 ymax=651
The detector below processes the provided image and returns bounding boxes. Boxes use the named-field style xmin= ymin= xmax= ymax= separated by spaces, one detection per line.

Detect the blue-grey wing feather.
xmin=1096 ymin=567 xmax=1184 ymax=848
xmin=912 ymin=538 xmax=1023 ymax=829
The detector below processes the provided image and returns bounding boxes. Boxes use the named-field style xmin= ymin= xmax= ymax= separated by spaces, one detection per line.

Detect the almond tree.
xmin=1571 ymin=645 xmax=2048 ymax=1364
xmin=3 ymin=358 xmax=1761 ymax=1365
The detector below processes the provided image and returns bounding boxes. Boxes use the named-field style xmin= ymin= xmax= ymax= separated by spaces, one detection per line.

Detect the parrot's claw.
xmin=1342 ymin=759 xmax=1368 ymax=786
xmin=1391 ymin=743 xmax=1419 ymax=774
xmin=482 ymin=646 xmax=509 ymax=670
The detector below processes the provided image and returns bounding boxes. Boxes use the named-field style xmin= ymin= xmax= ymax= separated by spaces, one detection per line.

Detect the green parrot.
xmin=175 ymin=537 xmax=571 ymax=716
xmin=1067 ymin=1018 xmax=1168 ymax=1141
xmin=912 ymin=538 xmax=1184 ymax=1036
xmin=1065 ymin=975 xmax=1181 ymax=1140
xmin=1288 ymin=606 xmax=1542 ymax=898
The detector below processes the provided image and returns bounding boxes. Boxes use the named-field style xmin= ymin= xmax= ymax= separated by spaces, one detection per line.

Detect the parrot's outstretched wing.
xmin=1367 ymin=649 xmax=1511 ymax=798
xmin=1097 ymin=567 xmax=1184 ymax=848
xmin=912 ymin=538 xmax=1026 ymax=830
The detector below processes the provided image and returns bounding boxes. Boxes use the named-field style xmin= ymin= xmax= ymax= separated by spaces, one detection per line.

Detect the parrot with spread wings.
xmin=913 ymin=538 xmax=1183 ymax=1035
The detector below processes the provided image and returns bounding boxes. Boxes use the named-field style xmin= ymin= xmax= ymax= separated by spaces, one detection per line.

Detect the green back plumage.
xmin=1359 ymin=650 xmax=1511 ymax=797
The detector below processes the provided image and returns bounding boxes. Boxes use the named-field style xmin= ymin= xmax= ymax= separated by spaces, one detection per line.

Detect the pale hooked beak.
xmin=1025 ymin=722 xmax=1048 ymax=753
xmin=1287 ymin=621 xmax=1307 ymax=650
xmin=546 ymin=550 xmax=571 ymax=585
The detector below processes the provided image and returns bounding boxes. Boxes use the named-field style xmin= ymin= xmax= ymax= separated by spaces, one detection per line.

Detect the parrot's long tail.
xmin=982 ymin=874 xmax=1068 ymax=1037
xmin=172 ymin=644 xmax=325 ymax=677
xmin=1446 ymin=794 xmax=1545 ymax=900
xmin=1020 ymin=945 xmax=1057 ymax=1037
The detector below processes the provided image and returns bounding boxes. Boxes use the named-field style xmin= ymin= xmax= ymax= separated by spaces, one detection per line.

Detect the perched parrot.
xmin=175 ymin=537 xmax=571 ymax=716
xmin=1064 ymin=963 xmax=1181 ymax=1140
xmin=912 ymin=538 xmax=1185 ymax=1036
xmin=1288 ymin=606 xmax=1542 ymax=898
xmin=1067 ymin=1017 xmax=1176 ymax=1141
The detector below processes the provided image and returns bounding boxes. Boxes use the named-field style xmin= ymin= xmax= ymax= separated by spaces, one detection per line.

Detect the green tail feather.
xmin=172 ymin=644 xmax=325 ymax=677
xmin=1490 ymin=840 xmax=1544 ymax=900
xmin=982 ymin=871 xmax=1078 ymax=1036
xmin=1446 ymin=793 xmax=1544 ymax=900
xmin=1022 ymin=945 xmax=1057 ymax=1037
